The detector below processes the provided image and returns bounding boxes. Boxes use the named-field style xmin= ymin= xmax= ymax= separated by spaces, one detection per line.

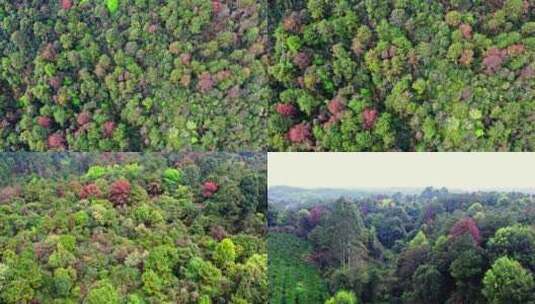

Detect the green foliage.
xmin=0 ymin=250 xmax=43 ymax=303
xmin=270 ymin=187 xmax=535 ymax=304
xmin=0 ymin=1 xmax=267 ymax=151
xmin=488 ymin=225 xmax=535 ymax=271
xmin=213 ymin=238 xmax=237 ymax=268
xmin=409 ymin=231 xmax=429 ymax=248
xmin=482 ymin=256 xmax=534 ymax=304
xmin=269 ymin=233 xmax=328 ymax=304
xmin=0 ymin=153 xmax=266 ymax=303
xmin=53 ymin=268 xmax=74 ymax=297
xmin=106 ymin=0 xmax=119 ymax=13
xmin=325 ymin=290 xmax=358 ymax=304
xmin=86 ymin=165 xmax=109 ymax=180
xmin=84 ymin=281 xmax=120 ymax=304
xmin=162 ymin=168 xmax=182 ymax=188
xmin=269 ymin=1 xmax=535 ymax=151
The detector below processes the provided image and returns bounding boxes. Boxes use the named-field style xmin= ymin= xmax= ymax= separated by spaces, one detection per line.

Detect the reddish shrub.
xmin=202 ymin=181 xmax=219 ymax=198
xmin=212 ymin=0 xmax=222 ymax=15
xmin=108 ymin=179 xmax=131 ymax=206
xmin=79 ymin=183 xmax=101 ymax=199
xmin=307 ymin=206 xmax=324 ymax=227
xmin=459 ymin=49 xmax=474 ymax=65
xmin=47 ymin=133 xmax=66 ymax=150
xmin=210 ymin=225 xmax=227 ymax=241
xmin=147 ymin=24 xmax=158 ymax=34
xmin=77 ymin=111 xmax=91 ymax=126
xmin=282 ymin=13 xmax=300 ymax=32
xmin=49 ymin=76 xmax=61 ymax=90
xmin=61 ymin=0 xmax=72 ymax=10
xmin=506 ymin=44 xmax=525 ymax=56
xmin=275 ymin=103 xmax=297 ymax=117
xmin=362 ymin=108 xmax=378 ymax=129
xmin=180 ymin=53 xmax=192 ymax=65
xmin=459 ymin=23 xmax=472 ymax=39
xmin=102 ymin=121 xmax=116 ymax=138
xmin=288 ymin=123 xmax=311 ymax=143
xmin=0 ymin=186 xmax=21 ymax=203
xmin=37 ymin=116 xmax=52 ymax=128
xmin=227 ymin=85 xmax=241 ymax=99
xmin=520 ymin=66 xmax=534 ymax=79
xmin=197 ymin=72 xmax=214 ymax=93
xmin=293 ymin=52 xmax=311 ymax=69
xmin=450 ymin=217 xmax=481 ymax=245
xmin=327 ymin=97 xmax=345 ymax=115
xmin=42 ymin=43 xmax=56 ymax=61
xmin=483 ymin=47 xmax=506 ymax=74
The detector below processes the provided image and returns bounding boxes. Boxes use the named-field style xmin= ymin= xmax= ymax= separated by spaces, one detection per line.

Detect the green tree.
xmin=84 ymin=281 xmax=120 ymax=304
xmin=325 ymin=290 xmax=358 ymax=304
xmin=488 ymin=225 xmax=535 ymax=271
xmin=214 ymin=238 xmax=237 ymax=268
xmin=482 ymin=256 xmax=534 ymax=304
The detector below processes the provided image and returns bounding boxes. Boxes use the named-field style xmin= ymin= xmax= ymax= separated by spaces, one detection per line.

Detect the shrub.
xmin=108 ymin=179 xmax=131 ymax=206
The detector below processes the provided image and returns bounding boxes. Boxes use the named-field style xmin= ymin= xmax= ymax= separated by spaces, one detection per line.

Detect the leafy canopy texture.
xmin=0 ymin=153 xmax=267 ymax=303
xmin=0 ymin=0 xmax=268 ymax=151
xmin=269 ymin=187 xmax=535 ymax=304
xmin=269 ymin=0 xmax=535 ymax=151
xmin=482 ymin=256 xmax=534 ymax=304
xmin=325 ymin=290 xmax=358 ymax=304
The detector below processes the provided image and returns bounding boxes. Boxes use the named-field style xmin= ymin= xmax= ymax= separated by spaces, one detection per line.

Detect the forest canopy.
xmin=0 ymin=0 xmax=268 ymax=151
xmin=0 ymin=153 xmax=267 ymax=303
xmin=268 ymin=0 xmax=535 ymax=151
xmin=269 ymin=187 xmax=535 ymax=303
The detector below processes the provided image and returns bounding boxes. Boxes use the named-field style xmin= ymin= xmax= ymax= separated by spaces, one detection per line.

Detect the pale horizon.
xmin=268 ymin=153 xmax=535 ymax=191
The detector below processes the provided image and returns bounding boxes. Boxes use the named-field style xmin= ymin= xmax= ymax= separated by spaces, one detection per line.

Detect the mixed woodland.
xmin=0 ymin=153 xmax=267 ymax=303
xmin=269 ymin=187 xmax=535 ymax=303
xmin=269 ymin=0 xmax=535 ymax=151
xmin=0 ymin=0 xmax=268 ymax=151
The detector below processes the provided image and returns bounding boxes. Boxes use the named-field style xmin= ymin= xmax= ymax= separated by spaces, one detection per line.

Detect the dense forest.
xmin=0 ymin=153 xmax=267 ymax=303
xmin=269 ymin=187 xmax=535 ymax=303
xmin=0 ymin=0 xmax=268 ymax=151
xmin=269 ymin=0 xmax=535 ymax=151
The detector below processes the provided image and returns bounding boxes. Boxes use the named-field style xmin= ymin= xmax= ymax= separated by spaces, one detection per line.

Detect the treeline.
xmin=0 ymin=0 xmax=268 ymax=151
xmin=269 ymin=0 xmax=535 ymax=151
xmin=269 ymin=187 xmax=535 ymax=303
xmin=0 ymin=153 xmax=267 ymax=303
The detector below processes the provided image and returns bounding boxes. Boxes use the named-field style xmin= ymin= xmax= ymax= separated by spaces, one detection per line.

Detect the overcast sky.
xmin=268 ymin=153 xmax=535 ymax=191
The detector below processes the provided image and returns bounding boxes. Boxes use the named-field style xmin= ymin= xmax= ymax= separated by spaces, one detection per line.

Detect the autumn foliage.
xmin=450 ymin=217 xmax=481 ymax=245
xmin=202 ymin=181 xmax=219 ymax=198
xmin=108 ymin=179 xmax=131 ymax=206
xmin=79 ymin=183 xmax=102 ymax=199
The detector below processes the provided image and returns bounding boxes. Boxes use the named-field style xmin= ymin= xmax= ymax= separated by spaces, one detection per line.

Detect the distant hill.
xmin=269 ymin=186 xmax=535 ymax=210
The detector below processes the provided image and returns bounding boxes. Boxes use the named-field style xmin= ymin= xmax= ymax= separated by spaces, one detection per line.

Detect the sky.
xmin=268 ymin=153 xmax=535 ymax=191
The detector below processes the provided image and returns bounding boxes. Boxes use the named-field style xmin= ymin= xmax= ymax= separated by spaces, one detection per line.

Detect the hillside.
xmin=0 ymin=153 xmax=267 ymax=303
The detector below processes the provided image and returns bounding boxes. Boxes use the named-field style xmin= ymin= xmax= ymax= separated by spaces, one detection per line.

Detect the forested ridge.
xmin=0 ymin=153 xmax=267 ymax=303
xmin=0 ymin=0 xmax=268 ymax=151
xmin=269 ymin=0 xmax=535 ymax=151
xmin=269 ymin=187 xmax=535 ymax=303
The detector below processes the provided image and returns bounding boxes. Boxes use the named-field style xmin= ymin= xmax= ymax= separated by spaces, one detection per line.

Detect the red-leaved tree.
xmin=287 ymin=123 xmax=311 ymax=143
xmin=275 ymin=103 xmax=297 ymax=117
xmin=202 ymin=181 xmax=219 ymax=198
xmin=450 ymin=217 xmax=481 ymax=245
xmin=108 ymin=179 xmax=131 ymax=206
xmin=37 ymin=116 xmax=52 ymax=128
xmin=362 ymin=108 xmax=378 ymax=129
xmin=307 ymin=206 xmax=324 ymax=227
xmin=61 ymin=0 xmax=72 ymax=10
xmin=79 ymin=183 xmax=101 ymax=199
